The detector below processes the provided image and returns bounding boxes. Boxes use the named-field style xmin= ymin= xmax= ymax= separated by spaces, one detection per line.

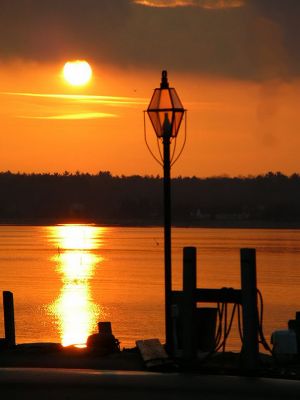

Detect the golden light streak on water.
xmin=48 ymin=224 xmax=105 ymax=347
xmin=56 ymin=224 xmax=102 ymax=250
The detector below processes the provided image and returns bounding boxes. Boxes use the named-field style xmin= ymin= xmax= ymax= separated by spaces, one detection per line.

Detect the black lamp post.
xmin=147 ymin=70 xmax=185 ymax=354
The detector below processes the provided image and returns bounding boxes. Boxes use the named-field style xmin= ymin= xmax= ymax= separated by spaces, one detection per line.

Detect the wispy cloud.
xmin=1 ymin=92 xmax=147 ymax=107
xmin=0 ymin=91 xmax=147 ymax=120
xmin=133 ymin=0 xmax=245 ymax=9
xmin=19 ymin=112 xmax=117 ymax=120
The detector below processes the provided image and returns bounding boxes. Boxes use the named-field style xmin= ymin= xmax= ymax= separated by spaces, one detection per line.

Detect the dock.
xmin=2 ymin=367 xmax=300 ymax=400
xmin=2 ymin=245 xmax=300 ymax=399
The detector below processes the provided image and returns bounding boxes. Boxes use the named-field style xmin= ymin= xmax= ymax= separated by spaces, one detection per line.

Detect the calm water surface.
xmin=1 ymin=225 xmax=300 ymax=351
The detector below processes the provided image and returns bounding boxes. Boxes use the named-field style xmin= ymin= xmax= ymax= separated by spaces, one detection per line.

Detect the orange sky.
xmin=0 ymin=0 xmax=300 ymax=177
xmin=0 ymin=60 xmax=299 ymax=177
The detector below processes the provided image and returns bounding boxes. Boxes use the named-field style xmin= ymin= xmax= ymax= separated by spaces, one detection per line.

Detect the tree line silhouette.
xmin=1 ymin=170 xmax=300 ymax=227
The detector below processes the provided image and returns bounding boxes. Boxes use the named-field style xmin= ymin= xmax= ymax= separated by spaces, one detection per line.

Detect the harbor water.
xmin=1 ymin=225 xmax=300 ymax=351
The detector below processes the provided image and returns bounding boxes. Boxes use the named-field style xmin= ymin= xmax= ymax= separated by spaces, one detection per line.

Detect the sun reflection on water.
xmin=48 ymin=224 xmax=104 ymax=347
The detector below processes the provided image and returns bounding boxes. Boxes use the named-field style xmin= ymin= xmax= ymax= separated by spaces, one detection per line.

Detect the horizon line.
xmin=0 ymin=170 xmax=297 ymax=179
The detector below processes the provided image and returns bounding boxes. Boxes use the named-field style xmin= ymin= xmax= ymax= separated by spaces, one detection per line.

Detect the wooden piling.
xmin=3 ymin=291 xmax=16 ymax=347
xmin=290 ymin=312 xmax=300 ymax=353
xmin=98 ymin=322 xmax=112 ymax=336
xmin=240 ymin=248 xmax=259 ymax=371
xmin=182 ymin=246 xmax=197 ymax=361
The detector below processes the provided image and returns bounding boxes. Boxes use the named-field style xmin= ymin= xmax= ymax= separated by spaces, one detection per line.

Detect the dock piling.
xmin=3 ymin=291 xmax=16 ymax=347
xmin=240 ymin=248 xmax=259 ymax=371
xmin=182 ymin=246 xmax=197 ymax=361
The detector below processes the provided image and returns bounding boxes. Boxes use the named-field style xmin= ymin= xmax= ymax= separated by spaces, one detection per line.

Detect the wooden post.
xmin=98 ymin=322 xmax=112 ymax=336
xmin=3 ymin=291 xmax=16 ymax=347
xmin=182 ymin=247 xmax=197 ymax=361
xmin=240 ymin=248 xmax=259 ymax=371
xmin=293 ymin=312 xmax=300 ymax=354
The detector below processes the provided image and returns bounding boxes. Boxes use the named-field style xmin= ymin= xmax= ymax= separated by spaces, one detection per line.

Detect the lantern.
xmin=147 ymin=70 xmax=185 ymax=139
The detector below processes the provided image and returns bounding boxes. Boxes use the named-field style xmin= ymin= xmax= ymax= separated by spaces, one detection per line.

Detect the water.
xmin=1 ymin=225 xmax=300 ymax=351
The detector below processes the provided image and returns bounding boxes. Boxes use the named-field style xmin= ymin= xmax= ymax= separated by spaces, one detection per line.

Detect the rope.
xmin=257 ymin=288 xmax=273 ymax=354
xmin=194 ymin=287 xmax=272 ymax=360
xmin=214 ymin=303 xmax=237 ymax=353
xmin=189 ymin=287 xmax=273 ymax=367
xmin=215 ymin=302 xmax=224 ymax=348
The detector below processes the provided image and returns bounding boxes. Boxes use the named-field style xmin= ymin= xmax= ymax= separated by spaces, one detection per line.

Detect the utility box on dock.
xmin=271 ymin=330 xmax=298 ymax=360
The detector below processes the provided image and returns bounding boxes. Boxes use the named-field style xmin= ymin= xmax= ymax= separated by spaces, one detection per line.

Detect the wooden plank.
xmin=136 ymin=339 xmax=172 ymax=369
xmin=172 ymin=288 xmax=242 ymax=305
xmin=195 ymin=288 xmax=242 ymax=304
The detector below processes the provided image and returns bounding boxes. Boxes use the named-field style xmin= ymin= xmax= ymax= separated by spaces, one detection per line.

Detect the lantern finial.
xmin=160 ymin=70 xmax=169 ymax=89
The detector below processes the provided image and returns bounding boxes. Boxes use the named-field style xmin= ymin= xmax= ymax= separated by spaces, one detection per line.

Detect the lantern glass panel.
xmin=159 ymin=89 xmax=173 ymax=109
xmin=169 ymin=88 xmax=184 ymax=109
xmin=148 ymin=89 xmax=161 ymax=109
xmin=148 ymin=110 xmax=163 ymax=137
xmin=173 ymin=111 xmax=184 ymax=135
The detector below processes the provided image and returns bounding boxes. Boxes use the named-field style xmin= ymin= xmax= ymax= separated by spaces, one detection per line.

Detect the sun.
xmin=63 ymin=60 xmax=92 ymax=86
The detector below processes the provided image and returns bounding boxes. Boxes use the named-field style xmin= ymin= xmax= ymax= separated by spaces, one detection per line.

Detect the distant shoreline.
xmin=1 ymin=219 xmax=300 ymax=229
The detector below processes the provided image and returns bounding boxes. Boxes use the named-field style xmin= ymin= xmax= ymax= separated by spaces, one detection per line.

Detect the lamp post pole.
xmin=146 ymin=70 xmax=185 ymax=355
xmin=163 ymin=133 xmax=172 ymax=354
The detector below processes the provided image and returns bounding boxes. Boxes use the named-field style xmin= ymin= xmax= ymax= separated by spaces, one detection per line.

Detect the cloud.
xmin=1 ymin=92 xmax=147 ymax=107
xmin=133 ymin=0 xmax=245 ymax=9
xmin=1 ymin=91 xmax=146 ymax=120
xmin=0 ymin=0 xmax=299 ymax=80
xmin=134 ymin=0 xmax=195 ymax=6
xmin=20 ymin=112 xmax=118 ymax=120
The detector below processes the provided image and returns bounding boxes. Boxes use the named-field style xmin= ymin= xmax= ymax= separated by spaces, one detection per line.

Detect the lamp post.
xmin=146 ymin=70 xmax=185 ymax=354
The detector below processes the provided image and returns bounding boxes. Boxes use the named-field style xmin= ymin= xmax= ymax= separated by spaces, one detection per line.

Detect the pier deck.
xmin=2 ymin=367 xmax=300 ymax=400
